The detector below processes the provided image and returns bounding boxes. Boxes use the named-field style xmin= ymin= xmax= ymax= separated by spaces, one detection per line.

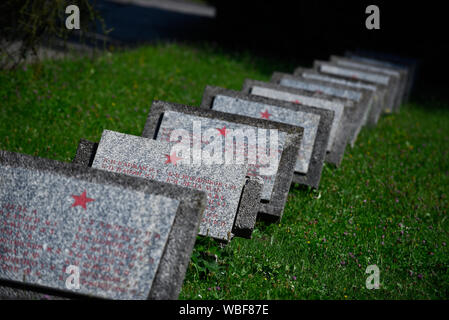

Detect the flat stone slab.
xmin=271 ymin=72 xmax=373 ymax=147
xmin=0 ymin=150 xmax=206 ymax=300
xmin=87 ymin=130 xmax=253 ymax=242
xmin=313 ymin=60 xmax=397 ymax=114
xmin=200 ymin=86 xmax=333 ymax=189
xmin=293 ymin=67 xmax=384 ymax=126
xmin=241 ymin=79 xmax=349 ymax=167
xmin=345 ymin=50 xmax=416 ymax=103
xmin=345 ymin=54 xmax=410 ymax=103
xmin=330 ymin=55 xmax=405 ymax=112
xmin=143 ymin=101 xmax=303 ymax=222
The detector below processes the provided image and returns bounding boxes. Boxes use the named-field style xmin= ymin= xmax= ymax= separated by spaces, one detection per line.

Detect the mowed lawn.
xmin=0 ymin=43 xmax=448 ymax=299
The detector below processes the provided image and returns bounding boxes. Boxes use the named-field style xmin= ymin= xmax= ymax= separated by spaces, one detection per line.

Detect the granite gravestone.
xmin=74 ymin=142 xmax=262 ymax=241
xmin=345 ymin=50 xmax=417 ymax=102
xmin=0 ymin=150 xmax=207 ymax=300
xmin=270 ymin=72 xmax=373 ymax=147
xmin=200 ymin=86 xmax=334 ymax=189
xmin=143 ymin=101 xmax=303 ymax=222
xmin=330 ymin=55 xmax=406 ymax=108
xmin=344 ymin=53 xmax=410 ymax=103
xmin=75 ymin=130 xmax=259 ymax=242
xmin=293 ymin=67 xmax=385 ymax=126
xmin=330 ymin=55 xmax=405 ymax=111
xmin=241 ymin=79 xmax=349 ymax=167
xmin=313 ymin=60 xmax=396 ymax=114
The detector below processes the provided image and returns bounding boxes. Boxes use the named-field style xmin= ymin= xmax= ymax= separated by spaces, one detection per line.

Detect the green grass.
xmin=1 ymin=43 xmax=448 ymax=299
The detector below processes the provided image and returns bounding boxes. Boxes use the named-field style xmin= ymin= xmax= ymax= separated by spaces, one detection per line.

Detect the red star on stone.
xmin=165 ymin=152 xmax=182 ymax=165
xmin=293 ymin=99 xmax=301 ymax=104
xmin=217 ymin=126 xmax=227 ymax=136
xmin=260 ymin=109 xmax=272 ymax=119
xmin=71 ymin=190 xmax=95 ymax=210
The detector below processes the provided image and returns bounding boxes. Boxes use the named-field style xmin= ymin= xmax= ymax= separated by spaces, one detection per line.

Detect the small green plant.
xmin=189 ymin=237 xmax=226 ymax=280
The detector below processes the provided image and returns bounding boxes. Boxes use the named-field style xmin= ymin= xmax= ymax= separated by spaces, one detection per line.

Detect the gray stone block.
xmin=143 ymin=101 xmax=303 ymax=222
xmin=73 ymin=139 xmax=98 ymax=167
xmin=232 ymin=176 xmax=263 ymax=238
xmin=88 ymin=130 xmax=254 ymax=242
xmin=200 ymin=86 xmax=333 ymax=189
xmin=345 ymin=50 xmax=416 ymax=103
xmin=241 ymin=79 xmax=349 ymax=167
xmin=330 ymin=55 xmax=406 ymax=111
xmin=74 ymin=137 xmax=262 ymax=242
xmin=346 ymin=54 xmax=410 ymax=103
xmin=0 ymin=150 xmax=207 ymax=300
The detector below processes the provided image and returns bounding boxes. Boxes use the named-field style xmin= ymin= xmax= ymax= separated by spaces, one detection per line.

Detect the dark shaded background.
xmin=93 ymin=1 xmax=448 ymax=97
xmin=211 ymin=1 xmax=448 ymax=91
